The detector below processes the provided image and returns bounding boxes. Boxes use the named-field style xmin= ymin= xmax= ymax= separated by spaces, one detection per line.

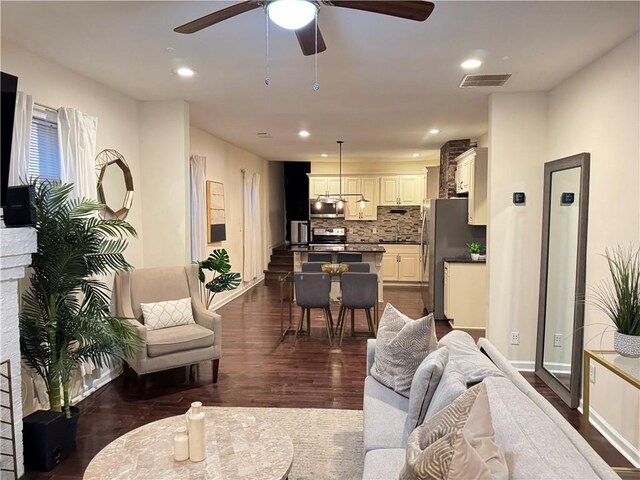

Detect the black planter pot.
xmin=23 ymin=406 xmax=80 ymax=471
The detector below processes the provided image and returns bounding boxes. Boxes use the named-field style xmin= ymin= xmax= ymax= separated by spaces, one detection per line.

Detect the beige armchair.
xmin=115 ymin=264 xmax=221 ymax=391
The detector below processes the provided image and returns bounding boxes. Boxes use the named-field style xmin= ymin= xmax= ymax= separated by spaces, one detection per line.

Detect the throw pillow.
xmin=400 ymin=382 xmax=508 ymax=480
xmin=403 ymin=346 xmax=449 ymax=441
xmin=140 ymin=297 xmax=195 ymax=331
xmin=370 ymin=304 xmax=438 ymax=397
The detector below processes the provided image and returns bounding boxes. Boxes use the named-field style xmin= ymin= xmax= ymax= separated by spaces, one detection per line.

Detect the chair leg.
xmin=136 ymin=373 xmax=147 ymax=397
xmin=336 ymin=305 xmax=344 ymax=336
xmin=351 ymin=309 xmax=356 ymax=337
xmin=307 ymin=308 xmax=311 ymax=335
xmin=294 ymin=308 xmax=305 ymax=343
xmin=339 ymin=307 xmax=347 ymax=347
xmin=365 ymin=308 xmax=376 ymax=338
xmin=326 ymin=307 xmax=335 ymax=337
xmin=322 ymin=307 xmax=333 ymax=347
xmin=211 ymin=359 xmax=220 ymax=384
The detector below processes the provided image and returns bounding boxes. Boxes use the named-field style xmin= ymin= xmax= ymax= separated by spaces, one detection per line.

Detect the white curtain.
xmin=190 ymin=155 xmax=207 ymax=262
xmin=243 ymin=171 xmax=262 ymax=281
xmin=57 ymin=107 xmax=98 ymax=200
xmin=9 ymin=91 xmax=33 ymax=186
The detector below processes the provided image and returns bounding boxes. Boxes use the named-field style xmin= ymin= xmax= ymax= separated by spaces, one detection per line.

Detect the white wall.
xmin=189 ymin=126 xmax=270 ymax=309
xmin=547 ymin=33 xmax=640 ymax=457
xmin=268 ymin=161 xmax=285 ymax=248
xmin=1 ymin=40 xmax=144 ymax=266
xmin=488 ymin=33 xmax=640 ymax=460
xmin=426 ymin=166 xmax=440 ymax=199
xmin=139 ymin=101 xmax=190 ymax=267
xmin=487 ymin=92 xmax=548 ymax=362
xmin=311 ymin=160 xmax=433 ymax=174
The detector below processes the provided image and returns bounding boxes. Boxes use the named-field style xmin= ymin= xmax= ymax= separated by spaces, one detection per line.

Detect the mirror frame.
xmin=535 ymin=152 xmax=590 ymax=408
xmin=95 ymin=149 xmax=134 ymax=219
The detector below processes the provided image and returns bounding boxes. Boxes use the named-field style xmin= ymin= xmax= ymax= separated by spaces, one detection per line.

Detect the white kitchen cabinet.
xmin=309 ymin=177 xmax=328 ymax=198
xmin=380 ymin=244 xmax=421 ymax=282
xmin=343 ymin=176 xmax=379 ymax=220
xmin=454 ymin=148 xmax=488 ymax=225
xmin=360 ymin=177 xmax=379 ymax=220
xmin=379 ymin=175 xmax=423 ymax=206
xmin=443 ymin=261 xmax=487 ymax=329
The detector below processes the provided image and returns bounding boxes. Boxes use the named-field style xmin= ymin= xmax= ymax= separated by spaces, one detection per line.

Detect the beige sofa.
xmin=115 ymin=265 xmax=222 ymax=391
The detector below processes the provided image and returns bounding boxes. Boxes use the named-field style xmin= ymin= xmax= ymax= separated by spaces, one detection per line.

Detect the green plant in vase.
xmin=590 ymin=245 xmax=640 ymax=357
xmin=467 ymin=242 xmax=483 ymax=261
xmin=195 ymin=249 xmax=241 ymax=309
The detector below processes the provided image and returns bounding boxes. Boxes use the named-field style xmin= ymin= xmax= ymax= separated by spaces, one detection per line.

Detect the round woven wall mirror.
xmin=95 ymin=149 xmax=134 ymax=219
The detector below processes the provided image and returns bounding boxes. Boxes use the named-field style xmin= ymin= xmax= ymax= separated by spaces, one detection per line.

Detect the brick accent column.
xmin=439 ymin=139 xmax=471 ymax=198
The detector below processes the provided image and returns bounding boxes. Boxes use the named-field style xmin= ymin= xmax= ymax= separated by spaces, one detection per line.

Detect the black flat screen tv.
xmin=1 ymin=71 xmax=18 ymax=207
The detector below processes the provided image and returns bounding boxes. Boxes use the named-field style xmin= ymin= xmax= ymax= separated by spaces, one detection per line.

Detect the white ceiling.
xmin=1 ymin=1 xmax=638 ymax=164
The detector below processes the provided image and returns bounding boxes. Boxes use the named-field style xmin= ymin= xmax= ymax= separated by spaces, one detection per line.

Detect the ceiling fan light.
xmin=267 ymin=0 xmax=317 ymax=30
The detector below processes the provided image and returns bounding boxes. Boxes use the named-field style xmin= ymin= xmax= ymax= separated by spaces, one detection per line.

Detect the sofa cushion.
xmin=403 ymin=346 xmax=449 ymax=442
xmin=146 ymin=324 xmax=214 ymax=358
xmin=370 ymin=304 xmax=438 ymax=397
xmin=363 ymin=376 xmax=409 ymax=452
xmin=141 ymin=297 xmax=195 ymax=331
xmin=363 ymin=449 xmax=406 ymax=480
xmin=401 ymin=383 xmax=508 ymax=480
xmin=484 ymin=376 xmax=600 ymax=479
xmin=423 ymin=361 xmax=468 ymax=420
xmin=438 ymin=330 xmax=503 ymax=382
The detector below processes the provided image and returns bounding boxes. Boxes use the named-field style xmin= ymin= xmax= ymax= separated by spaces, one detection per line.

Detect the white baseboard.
xmin=269 ymin=242 xmax=285 ymax=250
xmin=71 ymin=365 xmax=121 ymax=405
xmin=510 ymin=360 xmax=535 ymax=372
xmin=578 ymin=400 xmax=640 ymax=467
xmin=208 ymin=274 xmax=264 ymax=312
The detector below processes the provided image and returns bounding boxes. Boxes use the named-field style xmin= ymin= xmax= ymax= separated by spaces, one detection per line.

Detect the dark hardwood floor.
xmin=25 ymin=283 xmax=633 ymax=479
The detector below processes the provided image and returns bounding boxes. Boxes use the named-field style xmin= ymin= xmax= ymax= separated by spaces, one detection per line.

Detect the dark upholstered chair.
xmin=308 ymin=253 xmax=332 ymax=263
xmin=337 ymin=252 xmax=363 ymax=263
xmin=294 ymin=272 xmax=334 ymax=346
xmin=345 ymin=262 xmax=370 ymax=272
xmin=302 ymin=262 xmax=325 ymax=272
xmin=337 ymin=272 xmax=378 ymax=346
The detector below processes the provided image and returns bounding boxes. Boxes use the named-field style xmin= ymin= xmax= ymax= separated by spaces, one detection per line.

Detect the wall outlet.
xmin=510 ymin=332 xmax=520 ymax=345
xmin=590 ymin=365 xmax=596 ymax=384
xmin=371 ymin=227 xmax=378 ymax=234
xmin=553 ymin=334 xmax=562 ymax=347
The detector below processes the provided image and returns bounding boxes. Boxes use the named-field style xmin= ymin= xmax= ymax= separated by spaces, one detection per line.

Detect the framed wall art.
xmin=207 ymin=180 xmax=226 ymax=243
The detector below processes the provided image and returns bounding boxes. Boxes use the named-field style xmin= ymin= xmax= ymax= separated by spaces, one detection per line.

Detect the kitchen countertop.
xmin=444 ymin=257 xmax=486 ymax=264
xmin=290 ymin=245 xmax=386 ymax=253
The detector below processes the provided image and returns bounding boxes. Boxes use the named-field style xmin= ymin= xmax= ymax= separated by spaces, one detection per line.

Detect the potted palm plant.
xmin=195 ymin=249 xmax=241 ymax=309
xmin=20 ymin=181 xmax=141 ymax=470
xmin=591 ymin=245 xmax=640 ymax=357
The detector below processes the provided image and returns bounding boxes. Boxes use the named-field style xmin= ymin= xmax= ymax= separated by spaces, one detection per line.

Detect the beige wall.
xmin=268 ymin=161 xmax=285 ymax=248
xmin=311 ymin=160 xmax=433 ymax=174
xmin=0 ymin=40 xmax=144 ymax=266
xmin=189 ymin=126 xmax=271 ymax=309
xmin=488 ymin=33 xmax=640 ymax=458
xmin=426 ymin=166 xmax=440 ymax=199
xmin=139 ymin=101 xmax=190 ymax=267
xmin=547 ymin=33 xmax=640 ymax=455
xmin=476 ymin=132 xmax=489 ymax=148
xmin=487 ymin=92 xmax=548 ymax=363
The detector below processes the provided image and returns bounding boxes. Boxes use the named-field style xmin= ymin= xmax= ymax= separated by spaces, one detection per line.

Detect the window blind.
xmin=29 ymin=114 xmax=61 ymax=183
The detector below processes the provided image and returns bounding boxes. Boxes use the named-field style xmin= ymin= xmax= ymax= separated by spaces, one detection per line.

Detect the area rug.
xmin=216 ymin=406 xmax=364 ymax=480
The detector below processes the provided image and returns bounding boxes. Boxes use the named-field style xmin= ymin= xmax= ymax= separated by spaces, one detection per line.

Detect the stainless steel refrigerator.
xmin=420 ymin=198 xmax=486 ymax=320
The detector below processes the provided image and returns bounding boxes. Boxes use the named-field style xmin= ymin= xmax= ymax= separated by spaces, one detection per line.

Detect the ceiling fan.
xmin=174 ymin=0 xmax=435 ymax=56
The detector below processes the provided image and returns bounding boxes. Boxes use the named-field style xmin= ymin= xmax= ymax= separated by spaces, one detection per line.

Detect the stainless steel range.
xmin=310 ymin=227 xmax=346 ymax=250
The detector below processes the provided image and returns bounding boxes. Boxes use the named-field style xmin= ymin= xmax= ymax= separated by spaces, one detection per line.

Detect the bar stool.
xmin=301 ymin=262 xmax=324 ymax=272
xmin=308 ymin=253 xmax=332 ymax=263
xmin=345 ymin=262 xmax=370 ymax=272
xmin=294 ymin=272 xmax=334 ymax=346
xmin=337 ymin=272 xmax=378 ymax=346
xmin=337 ymin=252 xmax=363 ymax=263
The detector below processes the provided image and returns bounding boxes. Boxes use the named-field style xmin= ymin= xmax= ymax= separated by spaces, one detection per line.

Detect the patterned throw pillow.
xmin=370 ymin=304 xmax=438 ymax=397
xmin=140 ymin=298 xmax=195 ymax=331
xmin=400 ymin=382 xmax=508 ymax=480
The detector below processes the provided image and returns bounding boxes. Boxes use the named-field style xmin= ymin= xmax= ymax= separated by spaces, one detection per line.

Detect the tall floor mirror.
xmin=535 ymin=153 xmax=590 ymax=408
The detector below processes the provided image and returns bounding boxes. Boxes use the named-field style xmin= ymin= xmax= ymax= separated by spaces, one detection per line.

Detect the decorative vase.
xmin=614 ymin=331 xmax=640 ymax=358
xmin=471 ymin=253 xmax=480 ymax=261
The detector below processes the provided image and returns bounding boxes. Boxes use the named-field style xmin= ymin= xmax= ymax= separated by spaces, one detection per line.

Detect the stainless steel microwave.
xmin=309 ymin=199 xmax=345 ymax=218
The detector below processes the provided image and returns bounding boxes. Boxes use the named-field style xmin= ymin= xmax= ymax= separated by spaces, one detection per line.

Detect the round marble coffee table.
xmin=83 ymin=408 xmax=294 ymax=480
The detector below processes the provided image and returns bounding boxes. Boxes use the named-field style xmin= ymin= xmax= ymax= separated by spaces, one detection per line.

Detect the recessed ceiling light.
xmin=175 ymin=67 xmax=196 ymax=77
xmin=321 ymin=153 xmax=328 ymax=157
xmin=429 ymin=129 xmax=440 ymax=134
xmin=412 ymin=153 xmax=420 ymax=158
xmin=298 ymin=130 xmax=310 ymax=138
xmin=461 ymin=59 xmax=482 ymax=70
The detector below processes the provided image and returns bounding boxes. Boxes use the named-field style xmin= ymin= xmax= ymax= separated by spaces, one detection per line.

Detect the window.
xmin=29 ymin=106 xmax=61 ymax=182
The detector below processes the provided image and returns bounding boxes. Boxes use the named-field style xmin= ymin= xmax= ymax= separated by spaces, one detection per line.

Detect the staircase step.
xmin=265 ymin=264 xmax=291 ymax=273
xmin=269 ymin=257 xmax=293 ymax=266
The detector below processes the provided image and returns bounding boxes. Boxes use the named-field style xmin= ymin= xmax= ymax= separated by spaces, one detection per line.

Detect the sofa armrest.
xmin=126 ymin=318 xmax=146 ymax=344
xmin=366 ymin=339 xmax=376 ymax=375
xmin=193 ymin=303 xmax=222 ymax=346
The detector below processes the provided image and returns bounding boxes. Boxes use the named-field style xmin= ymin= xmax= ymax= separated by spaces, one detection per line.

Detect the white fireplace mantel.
xmin=1 ymin=227 xmax=37 ymax=479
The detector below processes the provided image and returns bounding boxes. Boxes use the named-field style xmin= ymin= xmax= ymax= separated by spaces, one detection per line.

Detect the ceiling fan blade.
xmin=296 ymin=22 xmax=327 ymax=56
xmin=323 ymin=1 xmax=434 ymax=22
xmin=174 ymin=1 xmax=262 ymax=34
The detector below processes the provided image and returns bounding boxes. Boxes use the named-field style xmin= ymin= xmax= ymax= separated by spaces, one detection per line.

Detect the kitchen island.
xmin=290 ymin=245 xmax=386 ymax=302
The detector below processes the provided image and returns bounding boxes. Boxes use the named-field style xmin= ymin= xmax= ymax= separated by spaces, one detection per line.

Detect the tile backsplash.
xmin=312 ymin=206 xmax=421 ymax=243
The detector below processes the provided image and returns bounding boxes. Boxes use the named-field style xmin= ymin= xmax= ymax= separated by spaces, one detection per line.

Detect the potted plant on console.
xmin=591 ymin=245 xmax=640 ymax=358
xmin=467 ymin=242 xmax=484 ymax=261
xmin=20 ymin=181 xmax=141 ymax=471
